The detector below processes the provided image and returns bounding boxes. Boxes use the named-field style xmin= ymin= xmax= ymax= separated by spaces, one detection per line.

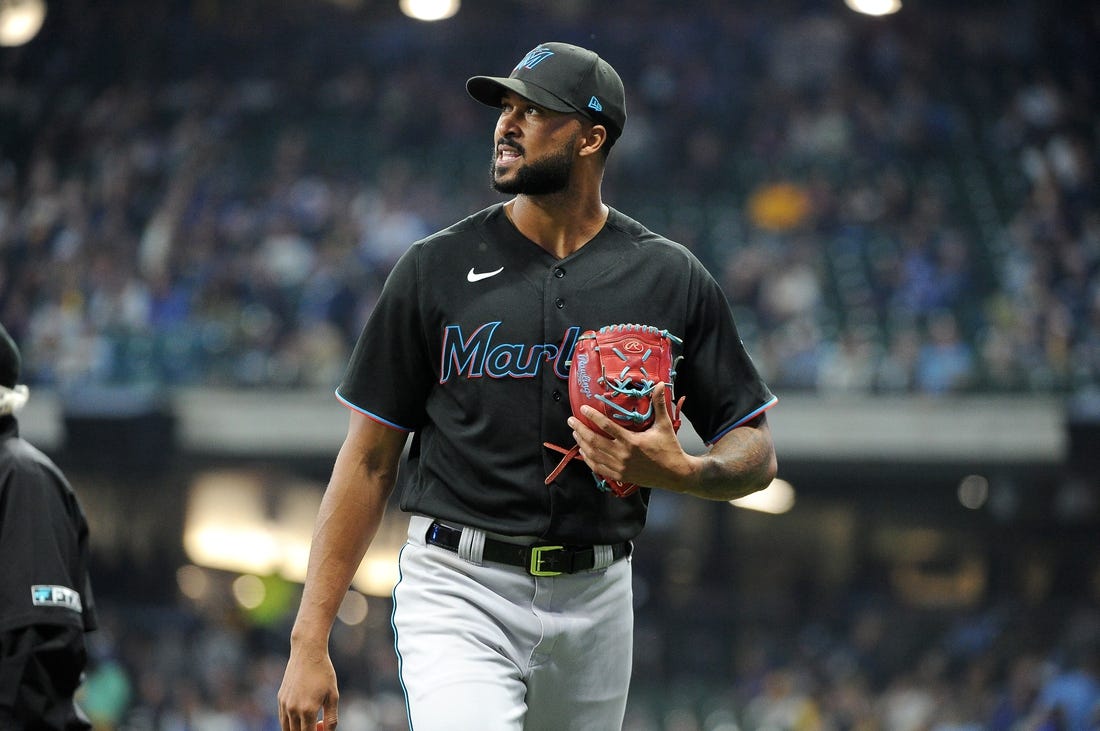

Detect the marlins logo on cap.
xmin=516 ymin=47 xmax=555 ymax=71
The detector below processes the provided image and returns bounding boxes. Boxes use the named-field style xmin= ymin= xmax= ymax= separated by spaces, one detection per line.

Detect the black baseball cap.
xmin=467 ymin=42 xmax=627 ymax=143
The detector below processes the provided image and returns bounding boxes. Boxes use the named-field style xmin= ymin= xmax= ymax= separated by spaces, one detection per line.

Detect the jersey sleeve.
xmin=677 ymin=262 xmax=777 ymax=445
xmin=0 ymin=449 xmax=96 ymax=634
xmin=336 ymin=244 xmax=434 ymax=431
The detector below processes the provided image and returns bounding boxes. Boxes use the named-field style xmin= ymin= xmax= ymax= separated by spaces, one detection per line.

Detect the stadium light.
xmin=0 ymin=0 xmax=46 ymax=47
xmin=399 ymin=0 xmax=459 ymax=21
xmin=352 ymin=553 xmax=402 ymax=596
xmin=844 ymin=0 xmax=902 ymax=16
xmin=337 ymin=590 xmax=370 ymax=626
xmin=730 ymin=478 xmax=796 ymax=514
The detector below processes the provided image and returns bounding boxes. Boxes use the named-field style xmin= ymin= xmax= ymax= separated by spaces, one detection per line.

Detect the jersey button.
xmin=552 ymin=390 xmax=562 ymax=401
xmin=554 ymin=267 xmax=565 ymax=278
xmin=554 ymin=298 xmax=565 ymax=309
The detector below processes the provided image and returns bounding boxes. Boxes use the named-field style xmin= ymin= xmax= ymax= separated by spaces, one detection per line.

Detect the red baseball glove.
xmin=544 ymin=324 xmax=684 ymax=497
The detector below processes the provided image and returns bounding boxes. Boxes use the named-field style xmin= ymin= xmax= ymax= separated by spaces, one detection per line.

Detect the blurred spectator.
xmin=817 ymin=328 xmax=877 ymax=393
xmin=915 ymin=311 xmax=976 ymax=394
xmin=1034 ymin=645 xmax=1100 ymax=731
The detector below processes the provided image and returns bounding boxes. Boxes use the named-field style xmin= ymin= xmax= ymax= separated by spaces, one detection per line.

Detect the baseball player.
xmin=278 ymin=42 xmax=777 ymax=731
xmin=0 ymin=324 xmax=98 ymax=730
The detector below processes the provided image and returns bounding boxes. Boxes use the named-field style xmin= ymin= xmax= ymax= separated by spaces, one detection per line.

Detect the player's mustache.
xmin=497 ymin=138 xmax=524 ymax=155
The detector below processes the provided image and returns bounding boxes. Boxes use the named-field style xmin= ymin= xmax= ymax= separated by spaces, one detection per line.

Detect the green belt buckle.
xmin=529 ymin=545 xmax=564 ymax=576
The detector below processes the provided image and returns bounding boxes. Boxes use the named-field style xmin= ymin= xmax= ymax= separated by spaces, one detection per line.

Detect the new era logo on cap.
xmin=588 ymin=96 xmax=603 ymax=113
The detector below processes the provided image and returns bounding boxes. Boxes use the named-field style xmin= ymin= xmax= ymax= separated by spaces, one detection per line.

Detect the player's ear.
xmin=578 ymin=123 xmax=609 ymax=158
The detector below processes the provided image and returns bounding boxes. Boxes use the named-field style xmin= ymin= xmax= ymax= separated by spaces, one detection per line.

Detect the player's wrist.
xmin=658 ymin=453 xmax=703 ymax=494
xmin=289 ymin=618 xmax=334 ymax=650
xmin=673 ymin=453 xmax=750 ymax=500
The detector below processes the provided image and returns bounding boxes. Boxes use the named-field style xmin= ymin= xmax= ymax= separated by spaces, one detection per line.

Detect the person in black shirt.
xmin=0 ymin=324 xmax=98 ymax=730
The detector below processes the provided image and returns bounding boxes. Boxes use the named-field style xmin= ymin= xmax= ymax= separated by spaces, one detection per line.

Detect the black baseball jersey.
xmin=338 ymin=203 xmax=776 ymax=544
xmin=0 ymin=418 xmax=97 ymax=636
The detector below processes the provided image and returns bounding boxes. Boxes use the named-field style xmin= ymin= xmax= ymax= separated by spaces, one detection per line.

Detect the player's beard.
xmin=490 ymin=136 xmax=576 ymax=196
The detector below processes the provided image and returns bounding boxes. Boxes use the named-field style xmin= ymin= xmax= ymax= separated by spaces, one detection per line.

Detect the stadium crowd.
xmin=1 ymin=0 xmax=1097 ymax=397
xmin=2 ymin=0 xmax=1098 ymax=729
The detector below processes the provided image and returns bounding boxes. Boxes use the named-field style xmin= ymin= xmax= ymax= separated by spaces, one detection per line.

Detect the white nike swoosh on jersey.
xmin=467 ymin=266 xmax=504 ymax=282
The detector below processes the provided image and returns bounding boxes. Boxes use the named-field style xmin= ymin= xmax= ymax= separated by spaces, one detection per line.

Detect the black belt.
xmin=425 ymin=521 xmax=631 ymax=576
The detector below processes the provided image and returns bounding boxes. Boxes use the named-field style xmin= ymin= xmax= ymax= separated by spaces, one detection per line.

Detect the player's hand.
xmin=278 ymin=644 xmax=339 ymax=731
xmin=569 ymin=383 xmax=694 ymax=491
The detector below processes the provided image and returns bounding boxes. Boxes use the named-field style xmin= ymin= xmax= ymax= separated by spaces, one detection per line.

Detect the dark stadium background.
xmin=2 ymin=0 xmax=1097 ymax=727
